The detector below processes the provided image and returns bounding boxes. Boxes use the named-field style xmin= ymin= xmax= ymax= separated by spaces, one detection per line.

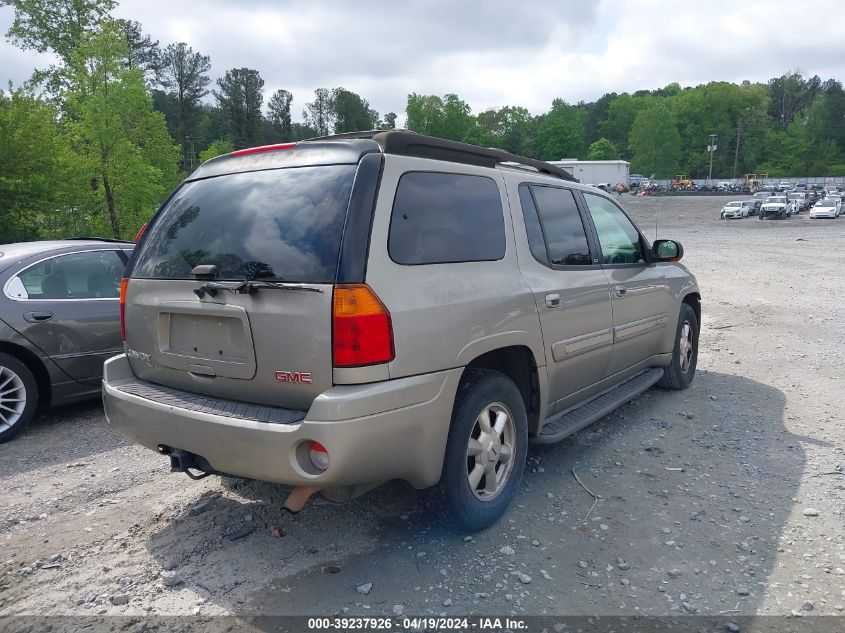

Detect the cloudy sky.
xmin=2 ymin=0 xmax=844 ymax=124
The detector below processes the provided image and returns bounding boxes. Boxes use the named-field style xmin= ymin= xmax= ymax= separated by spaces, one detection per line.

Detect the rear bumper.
xmin=103 ymin=354 xmax=463 ymax=489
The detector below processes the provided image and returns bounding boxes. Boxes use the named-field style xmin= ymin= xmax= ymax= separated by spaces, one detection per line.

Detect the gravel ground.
xmin=0 ymin=195 xmax=843 ymax=620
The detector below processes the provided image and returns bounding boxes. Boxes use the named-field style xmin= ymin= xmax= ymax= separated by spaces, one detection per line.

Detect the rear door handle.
xmin=545 ymin=293 xmax=561 ymax=308
xmin=613 ymin=285 xmax=628 ymax=297
xmin=24 ymin=311 xmax=54 ymax=322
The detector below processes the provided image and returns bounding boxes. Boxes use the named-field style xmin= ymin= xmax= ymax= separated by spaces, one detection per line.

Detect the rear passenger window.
xmin=12 ymin=250 xmax=125 ymax=300
xmin=521 ymin=185 xmax=592 ymax=266
xmin=388 ymin=172 xmax=506 ymax=265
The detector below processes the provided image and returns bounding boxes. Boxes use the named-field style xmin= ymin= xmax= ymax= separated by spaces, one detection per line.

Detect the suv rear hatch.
xmin=123 ymin=143 xmax=379 ymax=411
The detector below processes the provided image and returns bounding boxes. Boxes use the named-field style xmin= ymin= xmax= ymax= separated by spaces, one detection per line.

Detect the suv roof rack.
xmin=305 ymin=130 xmax=577 ymax=182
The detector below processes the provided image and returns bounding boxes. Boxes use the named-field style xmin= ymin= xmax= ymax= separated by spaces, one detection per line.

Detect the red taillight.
xmin=133 ymin=222 xmax=148 ymax=242
xmin=230 ymin=142 xmax=296 ymax=157
xmin=332 ymin=284 xmax=394 ymax=367
xmin=119 ymin=278 xmax=128 ymax=341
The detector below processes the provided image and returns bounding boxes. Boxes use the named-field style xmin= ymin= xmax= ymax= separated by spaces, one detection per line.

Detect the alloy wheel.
xmin=466 ymin=403 xmax=516 ymax=501
xmin=0 ymin=366 xmax=27 ymax=431
xmin=679 ymin=321 xmax=694 ymax=373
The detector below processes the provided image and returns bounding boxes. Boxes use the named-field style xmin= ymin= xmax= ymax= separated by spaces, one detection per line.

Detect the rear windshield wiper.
xmin=194 ymin=280 xmax=322 ymax=298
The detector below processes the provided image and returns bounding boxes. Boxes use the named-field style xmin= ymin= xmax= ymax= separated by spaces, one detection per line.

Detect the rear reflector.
xmin=333 ymin=284 xmax=394 ymax=367
xmin=119 ymin=278 xmax=129 ymax=341
xmin=231 ymin=142 xmax=296 ymax=157
xmin=309 ymin=441 xmax=330 ymax=471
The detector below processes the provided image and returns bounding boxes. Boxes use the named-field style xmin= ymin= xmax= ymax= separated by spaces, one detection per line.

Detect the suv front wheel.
xmin=427 ymin=369 xmax=528 ymax=532
xmin=657 ymin=303 xmax=699 ymax=390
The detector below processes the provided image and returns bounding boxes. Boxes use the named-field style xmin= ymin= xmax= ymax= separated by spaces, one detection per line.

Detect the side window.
xmin=388 ymin=172 xmax=506 ymax=265
xmin=521 ymin=185 xmax=592 ymax=266
xmin=12 ymin=250 xmax=125 ymax=300
xmin=582 ymin=193 xmax=645 ymax=265
xmin=518 ymin=185 xmax=549 ymax=263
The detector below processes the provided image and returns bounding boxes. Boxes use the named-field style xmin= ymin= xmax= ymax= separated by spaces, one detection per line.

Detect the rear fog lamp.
xmin=309 ymin=441 xmax=330 ymax=471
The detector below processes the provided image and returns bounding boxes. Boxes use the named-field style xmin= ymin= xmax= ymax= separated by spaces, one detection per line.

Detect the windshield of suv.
xmin=132 ymin=165 xmax=357 ymax=282
xmin=766 ymin=197 xmax=786 ymax=203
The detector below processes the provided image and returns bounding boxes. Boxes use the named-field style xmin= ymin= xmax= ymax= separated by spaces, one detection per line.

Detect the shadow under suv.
xmin=103 ymin=131 xmax=701 ymax=531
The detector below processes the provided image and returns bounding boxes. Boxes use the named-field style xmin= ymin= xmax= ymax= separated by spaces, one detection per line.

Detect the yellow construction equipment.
xmin=743 ymin=173 xmax=768 ymax=192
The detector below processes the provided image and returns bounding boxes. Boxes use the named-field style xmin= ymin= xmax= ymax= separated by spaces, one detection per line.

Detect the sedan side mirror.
xmin=652 ymin=239 xmax=683 ymax=262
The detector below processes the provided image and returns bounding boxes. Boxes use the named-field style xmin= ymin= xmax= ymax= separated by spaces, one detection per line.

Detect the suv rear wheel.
xmin=427 ymin=369 xmax=528 ymax=532
xmin=0 ymin=353 xmax=38 ymax=443
xmin=657 ymin=303 xmax=699 ymax=390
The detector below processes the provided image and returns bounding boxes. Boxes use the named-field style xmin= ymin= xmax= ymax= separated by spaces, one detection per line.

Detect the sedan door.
xmin=513 ymin=184 xmax=613 ymax=411
xmin=579 ymin=192 xmax=674 ymax=378
xmin=3 ymin=249 xmax=128 ymax=385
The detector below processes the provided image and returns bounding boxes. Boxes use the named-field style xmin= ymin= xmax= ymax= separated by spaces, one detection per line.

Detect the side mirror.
xmin=652 ymin=239 xmax=683 ymax=262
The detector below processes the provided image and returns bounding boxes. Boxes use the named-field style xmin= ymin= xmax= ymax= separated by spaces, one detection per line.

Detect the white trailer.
xmin=547 ymin=159 xmax=630 ymax=189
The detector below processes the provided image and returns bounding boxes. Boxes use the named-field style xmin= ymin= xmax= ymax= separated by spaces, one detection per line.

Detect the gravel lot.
xmin=1 ymin=195 xmax=843 ymax=620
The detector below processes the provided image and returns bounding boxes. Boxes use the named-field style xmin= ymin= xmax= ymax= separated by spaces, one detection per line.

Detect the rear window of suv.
xmin=388 ymin=172 xmax=506 ymax=265
xmin=132 ymin=165 xmax=357 ymax=283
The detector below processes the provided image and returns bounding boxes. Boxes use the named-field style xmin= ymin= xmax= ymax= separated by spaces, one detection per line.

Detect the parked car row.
xmin=719 ymin=187 xmax=845 ymax=220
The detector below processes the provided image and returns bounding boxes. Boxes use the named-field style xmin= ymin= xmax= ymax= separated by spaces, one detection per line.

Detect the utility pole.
xmin=707 ymin=134 xmax=717 ymax=183
xmin=732 ymin=120 xmax=742 ymax=179
xmin=186 ymin=136 xmax=196 ymax=172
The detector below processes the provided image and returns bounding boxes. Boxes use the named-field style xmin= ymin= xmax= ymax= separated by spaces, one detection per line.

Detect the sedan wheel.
xmin=0 ymin=366 xmax=27 ymax=430
xmin=0 ymin=353 xmax=38 ymax=443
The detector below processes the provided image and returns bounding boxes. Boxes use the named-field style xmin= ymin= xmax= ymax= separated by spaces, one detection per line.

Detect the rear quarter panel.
xmin=364 ymin=155 xmax=546 ymax=380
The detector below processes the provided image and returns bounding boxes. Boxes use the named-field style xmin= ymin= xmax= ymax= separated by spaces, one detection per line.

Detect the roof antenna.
xmin=652 ymin=174 xmax=659 ymax=241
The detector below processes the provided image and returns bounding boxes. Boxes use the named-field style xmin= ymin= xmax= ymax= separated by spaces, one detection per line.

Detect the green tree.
xmin=214 ymin=68 xmax=264 ymax=148
xmin=199 ymin=138 xmax=234 ymax=163
xmin=267 ymin=88 xmax=293 ymax=140
xmin=382 ymin=111 xmax=397 ymax=129
xmin=2 ymin=0 xmax=115 ymax=64
xmin=804 ymin=80 xmax=845 ymax=166
xmin=304 ymin=88 xmax=332 ymax=136
xmin=465 ymin=105 xmax=535 ymax=156
xmin=587 ymin=137 xmax=617 ymax=160
xmin=628 ymin=101 xmax=682 ymax=177
xmin=536 ymin=99 xmax=587 ymax=161
xmin=331 ymin=87 xmax=377 ymax=133
xmin=671 ymin=81 xmax=769 ymax=177
xmin=599 ymin=94 xmax=654 ymax=159
xmin=405 ymin=93 xmax=473 ymax=141
xmin=156 ymin=42 xmax=211 ymax=166
xmin=116 ymin=19 xmax=158 ymax=78
xmin=63 ymin=22 xmax=180 ymax=239
xmin=768 ymin=71 xmax=821 ymax=127
xmin=0 ymin=87 xmax=77 ymax=242
xmin=583 ymin=92 xmax=617 ymax=148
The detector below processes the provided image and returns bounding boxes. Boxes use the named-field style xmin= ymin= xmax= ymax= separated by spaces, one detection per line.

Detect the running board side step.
xmin=531 ymin=368 xmax=664 ymax=445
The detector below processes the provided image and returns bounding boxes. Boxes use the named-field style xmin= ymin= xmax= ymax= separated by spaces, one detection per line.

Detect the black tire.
xmin=425 ymin=369 xmax=528 ymax=532
xmin=0 ymin=352 xmax=39 ymax=443
xmin=657 ymin=303 xmax=699 ymax=390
